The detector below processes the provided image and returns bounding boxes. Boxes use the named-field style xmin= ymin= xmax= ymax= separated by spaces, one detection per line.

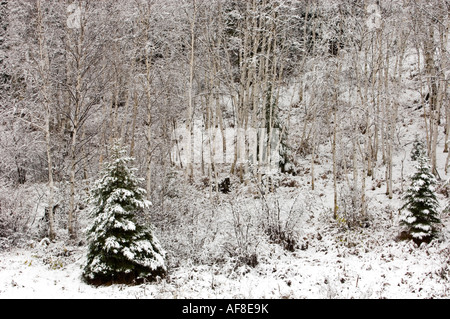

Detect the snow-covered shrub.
xmin=150 ymin=181 xmax=225 ymax=267
xmin=399 ymin=153 xmax=441 ymax=245
xmin=337 ymin=185 xmax=370 ymax=229
xmin=0 ymin=183 xmax=40 ymax=243
xmin=82 ymin=145 xmax=167 ymax=285
xmin=224 ymin=199 xmax=261 ymax=267
xmin=259 ymin=193 xmax=304 ymax=252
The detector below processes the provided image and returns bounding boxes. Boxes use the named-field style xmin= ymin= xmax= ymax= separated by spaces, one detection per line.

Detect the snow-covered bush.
xmin=337 ymin=184 xmax=370 ymax=229
xmin=149 ymin=176 xmax=227 ymax=267
xmin=0 ymin=183 xmax=41 ymax=244
xmin=82 ymin=145 xmax=167 ymax=285
xmin=256 ymin=191 xmax=306 ymax=252
xmin=225 ymin=198 xmax=261 ymax=267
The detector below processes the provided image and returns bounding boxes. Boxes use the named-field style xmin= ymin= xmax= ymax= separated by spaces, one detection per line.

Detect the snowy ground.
xmin=1 ymin=204 xmax=449 ymax=299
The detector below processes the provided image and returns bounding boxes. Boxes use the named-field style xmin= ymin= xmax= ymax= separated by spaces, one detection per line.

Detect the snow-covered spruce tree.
xmin=400 ymin=153 xmax=441 ymax=245
xmin=410 ymin=136 xmax=426 ymax=162
xmin=82 ymin=145 xmax=166 ymax=285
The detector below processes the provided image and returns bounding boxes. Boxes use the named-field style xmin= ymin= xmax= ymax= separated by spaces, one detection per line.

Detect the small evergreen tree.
xmin=400 ymin=153 xmax=441 ymax=245
xmin=410 ymin=136 xmax=426 ymax=161
xmin=82 ymin=145 xmax=166 ymax=285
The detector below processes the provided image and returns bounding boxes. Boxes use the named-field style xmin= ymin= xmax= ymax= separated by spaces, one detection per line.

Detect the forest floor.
xmin=0 ymin=209 xmax=449 ymax=299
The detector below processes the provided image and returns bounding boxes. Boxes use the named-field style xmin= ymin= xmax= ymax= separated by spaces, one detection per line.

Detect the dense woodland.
xmin=0 ymin=0 xmax=449 ymax=288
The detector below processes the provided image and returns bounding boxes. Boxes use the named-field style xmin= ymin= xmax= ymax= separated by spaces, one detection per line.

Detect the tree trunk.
xmin=332 ymin=108 xmax=338 ymax=220
xmin=68 ymin=122 xmax=78 ymax=239
xmin=37 ymin=0 xmax=56 ymax=241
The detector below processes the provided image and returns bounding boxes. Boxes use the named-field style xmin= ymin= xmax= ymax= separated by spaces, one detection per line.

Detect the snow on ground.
xmin=1 ymin=160 xmax=450 ymax=299
xmin=1 ymin=205 xmax=449 ymax=299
